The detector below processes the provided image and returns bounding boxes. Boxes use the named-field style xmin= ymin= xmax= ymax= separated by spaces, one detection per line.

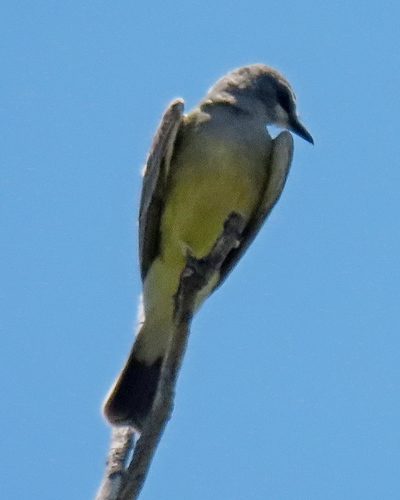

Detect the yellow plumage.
xmin=137 ymin=110 xmax=270 ymax=362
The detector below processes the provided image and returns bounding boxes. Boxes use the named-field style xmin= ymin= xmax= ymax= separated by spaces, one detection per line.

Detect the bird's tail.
xmin=103 ymin=321 xmax=168 ymax=433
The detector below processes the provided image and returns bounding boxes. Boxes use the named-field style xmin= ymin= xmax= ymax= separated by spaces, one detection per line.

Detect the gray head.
xmin=202 ymin=64 xmax=313 ymax=144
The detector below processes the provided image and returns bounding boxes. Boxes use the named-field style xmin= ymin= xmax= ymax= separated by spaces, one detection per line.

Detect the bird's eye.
xmin=276 ymin=87 xmax=294 ymax=115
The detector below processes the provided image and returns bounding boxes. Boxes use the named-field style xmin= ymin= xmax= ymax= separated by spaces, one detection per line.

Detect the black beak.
xmin=289 ymin=117 xmax=314 ymax=144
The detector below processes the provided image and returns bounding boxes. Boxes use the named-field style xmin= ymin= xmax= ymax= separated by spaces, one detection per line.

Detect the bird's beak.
xmin=289 ymin=117 xmax=314 ymax=144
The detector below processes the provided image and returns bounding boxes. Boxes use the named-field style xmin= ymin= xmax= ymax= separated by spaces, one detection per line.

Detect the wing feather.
xmin=138 ymin=99 xmax=184 ymax=281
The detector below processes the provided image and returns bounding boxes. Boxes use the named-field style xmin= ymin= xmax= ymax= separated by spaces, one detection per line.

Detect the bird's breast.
xmin=160 ymin=128 xmax=270 ymax=261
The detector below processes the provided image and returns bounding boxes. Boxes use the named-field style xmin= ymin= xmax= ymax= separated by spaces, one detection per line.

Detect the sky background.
xmin=2 ymin=1 xmax=400 ymax=499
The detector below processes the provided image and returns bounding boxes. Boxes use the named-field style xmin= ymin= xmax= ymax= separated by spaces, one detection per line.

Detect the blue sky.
xmin=2 ymin=1 xmax=400 ymax=499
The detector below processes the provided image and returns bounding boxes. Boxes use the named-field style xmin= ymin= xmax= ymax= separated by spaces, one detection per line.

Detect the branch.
xmin=95 ymin=212 xmax=246 ymax=500
xmin=95 ymin=427 xmax=135 ymax=500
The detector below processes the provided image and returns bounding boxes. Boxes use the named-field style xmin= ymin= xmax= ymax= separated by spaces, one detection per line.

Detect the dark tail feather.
xmin=103 ymin=350 xmax=163 ymax=432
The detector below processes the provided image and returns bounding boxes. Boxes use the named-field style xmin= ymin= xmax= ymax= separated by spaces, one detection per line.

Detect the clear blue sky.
xmin=2 ymin=2 xmax=400 ymax=499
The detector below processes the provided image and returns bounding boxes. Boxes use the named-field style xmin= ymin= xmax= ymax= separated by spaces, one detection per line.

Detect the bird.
xmin=103 ymin=64 xmax=313 ymax=432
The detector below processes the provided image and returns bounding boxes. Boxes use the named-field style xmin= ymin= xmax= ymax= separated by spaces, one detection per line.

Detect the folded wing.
xmin=139 ymin=99 xmax=184 ymax=281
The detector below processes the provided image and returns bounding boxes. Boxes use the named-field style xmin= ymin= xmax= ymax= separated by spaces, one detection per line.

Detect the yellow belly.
xmin=163 ymin=142 xmax=266 ymax=258
xmin=145 ymin=138 xmax=266 ymax=303
xmin=138 ymin=133 xmax=268 ymax=361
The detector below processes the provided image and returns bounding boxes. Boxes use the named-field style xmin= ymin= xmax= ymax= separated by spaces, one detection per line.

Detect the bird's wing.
xmin=215 ymin=130 xmax=294 ymax=291
xmin=139 ymin=98 xmax=184 ymax=281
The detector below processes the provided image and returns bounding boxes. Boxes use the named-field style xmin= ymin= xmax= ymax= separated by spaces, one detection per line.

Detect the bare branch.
xmin=95 ymin=427 xmax=135 ymax=500
xmin=95 ymin=212 xmax=245 ymax=500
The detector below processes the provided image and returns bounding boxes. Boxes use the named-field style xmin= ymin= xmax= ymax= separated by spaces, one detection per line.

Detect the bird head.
xmin=205 ymin=64 xmax=314 ymax=144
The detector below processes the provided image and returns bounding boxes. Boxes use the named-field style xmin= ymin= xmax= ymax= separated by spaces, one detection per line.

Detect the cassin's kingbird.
xmin=103 ymin=64 xmax=313 ymax=431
